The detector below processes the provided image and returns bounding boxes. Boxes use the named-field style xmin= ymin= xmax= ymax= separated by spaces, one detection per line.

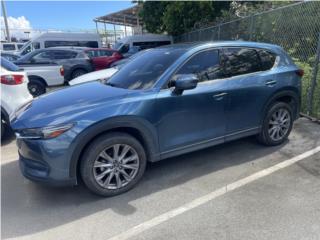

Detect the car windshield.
xmin=107 ymin=48 xmax=185 ymax=90
xmin=1 ymin=57 xmax=21 ymax=71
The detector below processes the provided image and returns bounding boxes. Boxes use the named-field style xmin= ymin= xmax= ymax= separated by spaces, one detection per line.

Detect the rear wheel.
xmin=80 ymin=132 xmax=147 ymax=197
xmin=71 ymin=69 xmax=87 ymax=79
xmin=28 ymin=79 xmax=46 ymax=97
xmin=258 ymin=102 xmax=293 ymax=146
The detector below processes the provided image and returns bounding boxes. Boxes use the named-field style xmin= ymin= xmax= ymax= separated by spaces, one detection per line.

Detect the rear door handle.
xmin=265 ymin=80 xmax=277 ymax=86
xmin=213 ymin=92 xmax=228 ymax=100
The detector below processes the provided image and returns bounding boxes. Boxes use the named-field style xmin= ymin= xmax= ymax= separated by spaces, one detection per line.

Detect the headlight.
xmin=16 ymin=123 xmax=74 ymax=139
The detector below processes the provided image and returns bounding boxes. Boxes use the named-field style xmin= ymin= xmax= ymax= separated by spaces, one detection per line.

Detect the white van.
xmin=114 ymin=34 xmax=172 ymax=56
xmin=17 ymin=32 xmax=102 ymax=56
xmin=0 ymin=42 xmax=25 ymax=52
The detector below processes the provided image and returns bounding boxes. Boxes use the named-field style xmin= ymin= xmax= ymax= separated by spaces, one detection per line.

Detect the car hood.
xmin=69 ymin=67 xmax=118 ymax=86
xmin=11 ymin=81 xmax=132 ymax=129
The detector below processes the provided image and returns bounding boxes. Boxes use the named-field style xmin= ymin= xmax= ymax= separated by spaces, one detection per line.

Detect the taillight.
xmin=295 ymin=69 xmax=304 ymax=77
xmin=1 ymin=75 xmax=24 ymax=85
xmin=60 ymin=67 xmax=64 ymax=76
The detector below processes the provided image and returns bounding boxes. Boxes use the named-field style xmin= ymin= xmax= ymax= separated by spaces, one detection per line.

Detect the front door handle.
xmin=213 ymin=92 xmax=228 ymax=100
xmin=265 ymin=80 xmax=277 ymax=86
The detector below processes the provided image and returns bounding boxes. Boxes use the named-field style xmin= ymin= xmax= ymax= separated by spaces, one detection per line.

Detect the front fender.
xmin=68 ymin=115 xmax=159 ymax=179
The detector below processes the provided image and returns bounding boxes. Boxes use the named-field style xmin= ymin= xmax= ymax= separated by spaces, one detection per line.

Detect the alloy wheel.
xmin=268 ymin=108 xmax=291 ymax=142
xmin=93 ymin=144 xmax=140 ymax=190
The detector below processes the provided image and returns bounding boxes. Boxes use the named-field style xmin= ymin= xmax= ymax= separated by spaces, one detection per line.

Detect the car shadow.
xmin=1 ymin=136 xmax=289 ymax=239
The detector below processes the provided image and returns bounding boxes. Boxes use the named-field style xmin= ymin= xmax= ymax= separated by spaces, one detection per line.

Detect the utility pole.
xmin=1 ymin=0 xmax=11 ymax=42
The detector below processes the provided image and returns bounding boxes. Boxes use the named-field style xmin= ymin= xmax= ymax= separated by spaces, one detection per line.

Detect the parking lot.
xmin=1 ymin=117 xmax=320 ymax=240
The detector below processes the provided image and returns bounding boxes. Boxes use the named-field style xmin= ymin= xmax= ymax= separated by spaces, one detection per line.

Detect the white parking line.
xmin=108 ymin=146 xmax=320 ymax=240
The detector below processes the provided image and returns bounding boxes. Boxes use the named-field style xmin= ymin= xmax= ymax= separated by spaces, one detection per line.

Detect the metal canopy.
xmin=94 ymin=5 xmax=142 ymax=27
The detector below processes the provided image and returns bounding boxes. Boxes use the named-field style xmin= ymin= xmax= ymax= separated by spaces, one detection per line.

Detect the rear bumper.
xmin=19 ymin=155 xmax=76 ymax=186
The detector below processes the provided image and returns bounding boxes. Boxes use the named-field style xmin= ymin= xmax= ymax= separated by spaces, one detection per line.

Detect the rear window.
xmin=3 ymin=44 xmax=16 ymax=51
xmin=221 ymin=48 xmax=261 ymax=77
xmin=258 ymin=49 xmax=277 ymax=71
xmin=1 ymin=57 xmax=21 ymax=71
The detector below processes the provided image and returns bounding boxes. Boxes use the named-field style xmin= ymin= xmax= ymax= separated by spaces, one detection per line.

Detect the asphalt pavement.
xmin=1 ymin=118 xmax=320 ymax=240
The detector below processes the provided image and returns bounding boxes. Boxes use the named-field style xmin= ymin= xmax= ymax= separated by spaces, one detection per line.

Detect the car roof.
xmin=158 ymin=41 xmax=282 ymax=52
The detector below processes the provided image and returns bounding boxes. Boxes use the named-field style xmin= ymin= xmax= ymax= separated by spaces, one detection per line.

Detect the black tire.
xmin=1 ymin=119 xmax=5 ymax=139
xmin=28 ymin=79 xmax=46 ymax=97
xmin=80 ymin=132 xmax=147 ymax=197
xmin=258 ymin=102 xmax=293 ymax=146
xmin=71 ymin=69 xmax=87 ymax=79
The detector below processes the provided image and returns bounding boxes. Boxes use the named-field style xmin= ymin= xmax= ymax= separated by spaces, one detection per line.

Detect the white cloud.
xmin=0 ymin=16 xmax=35 ymax=41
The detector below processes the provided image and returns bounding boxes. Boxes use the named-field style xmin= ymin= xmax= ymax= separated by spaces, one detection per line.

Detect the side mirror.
xmin=173 ymin=74 xmax=198 ymax=94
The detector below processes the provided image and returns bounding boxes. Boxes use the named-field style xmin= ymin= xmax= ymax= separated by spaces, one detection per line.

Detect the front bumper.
xmin=19 ymin=155 xmax=76 ymax=186
xmin=16 ymin=133 xmax=78 ymax=186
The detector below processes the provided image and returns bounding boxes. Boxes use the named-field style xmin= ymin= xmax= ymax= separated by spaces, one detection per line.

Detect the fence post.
xmin=307 ymin=32 xmax=320 ymax=115
xmin=249 ymin=15 xmax=254 ymax=41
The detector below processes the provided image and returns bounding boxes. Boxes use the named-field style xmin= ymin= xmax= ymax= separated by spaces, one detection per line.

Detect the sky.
xmin=3 ymin=1 xmax=135 ymax=31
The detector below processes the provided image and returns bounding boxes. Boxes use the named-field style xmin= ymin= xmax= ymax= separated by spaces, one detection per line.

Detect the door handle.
xmin=213 ymin=92 xmax=228 ymax=100
xmin=265 ymin=80 xmax=277 ymax=86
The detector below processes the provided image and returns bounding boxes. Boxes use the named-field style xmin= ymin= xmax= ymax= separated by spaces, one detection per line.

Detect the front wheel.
xmin=258 ymin=102 xmax=293 ymax=146
xmin=80 ymin=132 xmax=147 ymax=197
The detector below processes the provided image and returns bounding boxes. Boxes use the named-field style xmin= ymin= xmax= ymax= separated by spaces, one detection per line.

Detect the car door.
xmin=156 ymin=49 xmax=228 ymax=154
xmin=220 ymin=47 xmax=278 ymax=136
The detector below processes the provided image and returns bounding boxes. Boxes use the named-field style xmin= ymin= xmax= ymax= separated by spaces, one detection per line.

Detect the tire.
xmin=258 ymin=102 xmax=293 ymax=146
xmin=71 ymin=69 xmax=87 ymax=79
xmin=28 ymin=79 xmax=46 ymax=97
xmin=80 ymin=132 xmax=147 ymax=197
xmin=1 ymin=119 xmax=5 ymax=139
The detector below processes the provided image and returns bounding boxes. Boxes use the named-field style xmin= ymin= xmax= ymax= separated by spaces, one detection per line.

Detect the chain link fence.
xmin=175 ymin=1 xmax=320 ymax=119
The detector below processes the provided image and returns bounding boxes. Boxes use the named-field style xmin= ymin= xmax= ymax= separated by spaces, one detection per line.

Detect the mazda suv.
xmin=11 ymin=42 xmax=302 ymax=196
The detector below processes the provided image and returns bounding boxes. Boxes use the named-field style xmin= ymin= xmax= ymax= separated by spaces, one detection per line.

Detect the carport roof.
xmin=93 ymin=5 xmax=142 ymax=27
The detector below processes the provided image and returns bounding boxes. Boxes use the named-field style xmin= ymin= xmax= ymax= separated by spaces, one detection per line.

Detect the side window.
xmin=32 ymin=42 xmax=40 ymax=49
xmin=32 ymin=51 xmax=53 ymax=62
xmin=257 ymin=49 xmax=276 ymax=71
xmin=221 ymin=48 xmax=260 ymax=77
xmin=99 ymin=50 xmax=112 ymax=57
xmin=21 ymin=45 xmax=32 ymax=55
xmin=3 ymin=44 xmax=16 ymax=51
xmin=174 ymin=49 xmax=223 ymax=82
xmin=119 ymin=44 xmax=129 ymax=54
xmin=51 ymin=50 xmax=77 ymax=60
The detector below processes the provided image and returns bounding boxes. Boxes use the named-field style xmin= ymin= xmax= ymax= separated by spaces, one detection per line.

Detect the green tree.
xmin=139 ymin=1 xmax=230 ymax=36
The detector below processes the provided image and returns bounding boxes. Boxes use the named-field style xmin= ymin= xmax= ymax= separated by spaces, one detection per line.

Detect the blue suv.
xmin=11 ymin=42 xmax=302 ymax=196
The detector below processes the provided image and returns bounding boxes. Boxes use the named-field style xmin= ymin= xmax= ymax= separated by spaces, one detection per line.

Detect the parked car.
xmin=14 ymin=47 xmax=94 ymax=82
xmin=1 ymin=52 xmax=21 ymax=62
xmin=68 ymin=67 xmax=118 ymax=86
xmin=0 ymin=42 xmax=25 ymax=53
xmin=11 ymin=42 xmax=302 ymax=197
xmin=69 ymin=50 xmax=148 ymax=85
xmin=16 ymin=32 xmax=102 ymax=56
xmin=84 ymin=48 xmax=123 ymax=70
xmin=1 ymin=58 xmax=33 ymax=138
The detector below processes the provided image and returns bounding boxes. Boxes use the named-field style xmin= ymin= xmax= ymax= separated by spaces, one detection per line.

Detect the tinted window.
xmin=175 ymin=49 xmax=224 ymax=82
xmin=1 ymin=57 xmax=20 ymax=71
xmin=99 ymin=50 xmax=113 ymax=57
xmin=3 ymin=44 xmax=16 ymax=51
xmin=32 ymin=51 xmax=53 ymax=61
xmin=258 ymin=49 xmax=276 ymax=71
xmin=44 ymin=41 xmax=98 ymax=48
xmin=51 ymin=50 xmax=77 ymax=60
xmin=2 ymin=54 xmax=19 ymax=62
xmin=221 ymin=48 xmax=260 ymax=77
xmin=107 ymin=49 xmax=185 ymax=90
xmin=133 ymin=41 xmax=171 ymax=50
xmin=32 ymin=42 xmax=40 ymax=49
xmin=17 ymin=44 xmax=24 ymax=49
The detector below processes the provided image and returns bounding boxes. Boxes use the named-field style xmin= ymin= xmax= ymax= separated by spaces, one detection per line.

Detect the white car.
xmin=1 ymin=58 xmax=33 ymax=138
xmin=68 ymin=67 xmax=118 ymax=86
